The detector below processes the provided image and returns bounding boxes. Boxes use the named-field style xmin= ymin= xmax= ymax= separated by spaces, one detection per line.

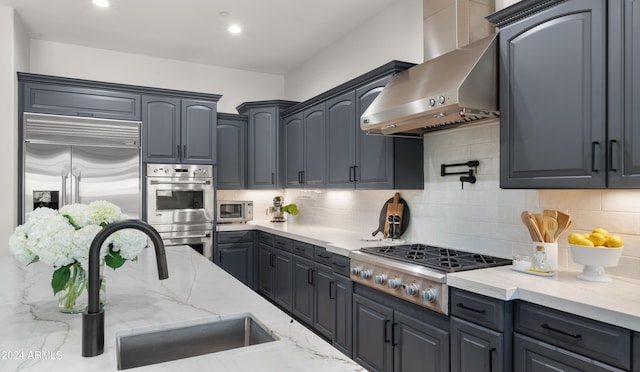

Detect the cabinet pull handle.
xmin=183 ymin=145 xmax=187 ymax=158
xmin=384 ymin=320 xmax=391 ymax=343
xmin=329 ymin=281 xmax=335 ymax=299
xmin=271 ymin=172 xmax=274 ymax=185
xmin=456 ymin=303 xmax=486 ymax=314
xmin=349 ymin=166 xmax=354 ymax=182
xmin=317 ymin=254 xmax=331 ymax=259
xmin=177 ymin=145 xmax=181 ymax=158
xmin=591 ymin=141 xmax=600 ymax=172
xmin=301 ymin=170 xmax=305 ymax=184
xmin=307 ymin=268 xmax=314 ymax=285
xmin=332 ymin=262 xmax=346 ymax=268
xmin=540 ymin=323 xmax=582 ymax=339
xmin=353 ymin=165 xmax=358 ymax=182
xmin=489 ymin=347 xmax=496 ymax=372
xmin=609 ymin=139 xmax=618 ymax=172
xmin=392 ymin=322 xmax=398 ymax=346
xmin=269 ymin=253 xmax=275 ymax=268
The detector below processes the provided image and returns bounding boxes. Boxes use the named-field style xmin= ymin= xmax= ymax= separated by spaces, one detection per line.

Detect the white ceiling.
xmin=0 ymin=0 xmax=397 ymax=75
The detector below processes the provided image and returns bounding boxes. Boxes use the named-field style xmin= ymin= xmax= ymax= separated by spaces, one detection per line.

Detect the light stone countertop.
xmin=447 ymin=266 xmax=640 ymax=332
xmin=0 ymin=246 xmax=363 ymax=371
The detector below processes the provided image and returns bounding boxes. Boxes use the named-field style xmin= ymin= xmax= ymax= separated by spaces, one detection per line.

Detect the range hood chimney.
xmin=361 ymin=0 xmax=498 ymax=136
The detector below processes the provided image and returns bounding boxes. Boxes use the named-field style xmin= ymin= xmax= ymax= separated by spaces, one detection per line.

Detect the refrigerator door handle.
xmin=72 ymin=168 xmax=81 ymax=203
xmin=61 ymin=174 xmax=68 ymax=206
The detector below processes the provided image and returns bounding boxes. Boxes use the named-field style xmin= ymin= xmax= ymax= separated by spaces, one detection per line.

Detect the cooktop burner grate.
xmin=360 ymin=244 xmax=511 ymax=273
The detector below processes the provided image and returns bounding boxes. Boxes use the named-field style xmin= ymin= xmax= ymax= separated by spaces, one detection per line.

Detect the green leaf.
xmin=280 ymin=204 xmax=298 ymax=215
xmin=105 ymin=250 xmax=126 ymax=269
xmin=62 ymin=214 xmax=80 ymax=230
xmin=52 ymin=266 xmax=71 ymax=295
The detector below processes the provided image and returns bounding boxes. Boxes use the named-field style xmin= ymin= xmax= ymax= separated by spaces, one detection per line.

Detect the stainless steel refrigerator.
xmin=22 ymin=112 xmax=142 ymax=222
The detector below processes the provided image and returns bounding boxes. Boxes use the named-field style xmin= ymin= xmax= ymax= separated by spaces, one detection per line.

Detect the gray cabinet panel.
xmin=273 ymin=249 xmax=293 ymax=311
xmin=394 ymin=310 xmax=450 ymax=372
xmin=451 ymin=317 xmax=505 ymax=372
xmin=142 ymin=95 xmax=180 ymax=163
xmin=23 ymin=82 xmax=141 ymax=120
xmin=216 ymin=116 xmax=247 ymax=189
xmin=218 ymin=242 xmax=253 ymax=287
xmin=248 ymin=107 xmax=279 ymax=189
xmin=257 ymin=243 xmax=274 ymax=298
xmin=292 ymin=255 xmax=314 ymax=324
xmin=314 ymin=264 xmax=335 ymax=340
xmin=326 ymin=91 xmax=356 ymax=188
xmin=284 ymin=112 xmax=304 ymax=187
xmin=633 ymin=332 xmax=639 ymax=372
xmin=498 ymin=0 xmax=607 ymax=188
xmin=303 ymin=103 xmax=326 ymax=187
xmin=353 ymin=293 xmax=394 ymax=372
xmin=181 ymin=99 xmax=217 ymax=164
xmin=334 ymin=273 xmax=352 ymax=357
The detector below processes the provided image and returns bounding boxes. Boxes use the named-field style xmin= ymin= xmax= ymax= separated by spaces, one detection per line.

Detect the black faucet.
xmin=82 ymin=220 xmax=169 ymax=357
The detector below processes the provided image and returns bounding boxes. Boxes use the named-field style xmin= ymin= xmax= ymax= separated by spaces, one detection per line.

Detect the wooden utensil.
xmin=521 ymin=211 xmax=538 ymax=241
xmin=555 ymin=211 xmax=572 ymax=240
xmin=543 ymin=216 xmax=558 ymax=242
xmin=543 ymin=209 xmax=557 ymax=219
xmin=528 ymin=213 xmax=545 ymax=242
xmin=533 ymin=213 xmax=545 ymax=242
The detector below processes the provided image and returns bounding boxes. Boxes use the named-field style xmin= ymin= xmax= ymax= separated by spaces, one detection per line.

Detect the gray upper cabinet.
xmin=216 ymin=113 xmax=247 ymax=189
xmin=284 ymin=103 xmax=326 ymax=188
xmin=22 ymin=82 xmax=141 ymax=120
xmin=326 ymin=91 xmax=356 ymax=188
xmin=491 ymin=0 xmax=640 ymax=188
xmin=142 ymin=96 xmax=217 ymax=164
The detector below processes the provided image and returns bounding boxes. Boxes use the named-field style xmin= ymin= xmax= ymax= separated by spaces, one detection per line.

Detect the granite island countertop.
xmin=0 ymin=246 xmax=363 ymax=371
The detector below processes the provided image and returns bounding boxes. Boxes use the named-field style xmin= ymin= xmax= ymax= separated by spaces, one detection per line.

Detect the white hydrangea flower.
xmin=88 ymin=200 xmax=125 ymax=226
xmin=110 ymin=229 xmax=148 ymax=260
xmin=59 ymin=203 xmax=93 ymax=229
xmin=9 ymin=224 xmax=36 ymax=264
xmin=24 ymin=213 xmax=76 ymax=267
xmin=72 ymin=225 xmax=110 ymax=270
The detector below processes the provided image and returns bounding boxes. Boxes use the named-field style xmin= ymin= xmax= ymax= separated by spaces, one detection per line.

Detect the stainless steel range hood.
xmin=360 ymin=33 xmax=499 ymax=136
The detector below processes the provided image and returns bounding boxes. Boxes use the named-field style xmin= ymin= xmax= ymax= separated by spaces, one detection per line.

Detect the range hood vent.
xmin=361 ymin=33 xmax=499 ymax=136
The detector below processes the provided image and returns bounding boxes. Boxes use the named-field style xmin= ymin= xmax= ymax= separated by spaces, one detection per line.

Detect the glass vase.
xmin=57 ymin=263 xmax=106 ymax=313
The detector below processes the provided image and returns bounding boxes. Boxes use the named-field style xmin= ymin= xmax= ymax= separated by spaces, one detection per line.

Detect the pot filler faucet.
xmin=82 ymin=220 xmax=169 ymax=357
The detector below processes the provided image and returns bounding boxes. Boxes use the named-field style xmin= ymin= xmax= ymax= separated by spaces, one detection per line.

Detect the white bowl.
xmin=569 ymin=244 xmax=624 ymax=282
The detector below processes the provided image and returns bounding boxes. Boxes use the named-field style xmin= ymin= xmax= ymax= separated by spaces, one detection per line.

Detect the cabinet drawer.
xmin=217 ymin=230 xmax=253 ymax=244
xmin=313 ymin=246 xmax=333 ymax=266
xmin=330 ymin=254 xmax=350 ymax=277
xmin=258 ymin=232 xmax=273 ymax=246
xmin=292 ymin=241 xmax=314 ymax=259
xmin=450 ymin=288 xmax=509 ymax=332
xmin=515 ymin=301 xmax=631 ymax=370
xmin=273 ymin=236 xmax=292 ymax=252
xmin=23 ymin=82 xmax=141 ymax=120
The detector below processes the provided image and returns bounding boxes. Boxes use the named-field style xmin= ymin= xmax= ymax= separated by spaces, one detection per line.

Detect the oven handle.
xmin=162 ymin=233 xmax=212 ymax=239
xmin=149 ymin=180 xmax=211 ymax=185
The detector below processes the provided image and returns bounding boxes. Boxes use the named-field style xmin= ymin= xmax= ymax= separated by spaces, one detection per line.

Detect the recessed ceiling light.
xmin=228 ymin=25 xmax=242 ymax=34
xmin=92 ymin=0 xmax=110 ymax=8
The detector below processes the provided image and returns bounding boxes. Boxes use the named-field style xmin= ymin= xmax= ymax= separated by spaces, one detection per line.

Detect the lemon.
xmin=605 ymin=235 xmax=624 ymax=248
xmin=592 ymin=228 xmax=610 ymax=238
xmin=582 ymin=233 xmax=591 ymax=239
xmin=568 ymin=233 xmax=585 ymax=244
xmin=576 ymin=238 xmax=595 ymax=247
xmin=588 ymin=233 xmax=607 ymax=246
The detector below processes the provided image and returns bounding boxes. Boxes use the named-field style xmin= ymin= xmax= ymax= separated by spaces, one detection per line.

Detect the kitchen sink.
xmin=116 ymin=313 xmax=278 ymax=370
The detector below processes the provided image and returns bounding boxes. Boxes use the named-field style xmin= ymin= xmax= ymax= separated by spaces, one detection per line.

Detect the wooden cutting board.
xmin=372 ymin=192 xmax=410 ymax=238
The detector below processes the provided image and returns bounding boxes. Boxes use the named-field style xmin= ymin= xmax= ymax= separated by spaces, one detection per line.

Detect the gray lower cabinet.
xmin=353 ymin=285 xmax=449 ymax=372
xmin=514 ymin=301 xmax=632 ymax=371
xmin=214 ymin=231 xmax=254 ymax=288
xmin=325 ymin=76 xmax=423 ymax=190
xmin=257 ymin=233 xmax=293 ymax=312
xmin=216 ymin=113 xmax=247 ymax=189
xmin=142 ymin=95 xmax=217 ymax=164
xmin=22 ymin=81 xmax=141 ymax=120
xmin=634 ymin=332 xmax=639 ymax=372
xmin=284 ymin=102 xmax=326 ymax=188
xmin=292 ymin=254 xmax=315 ymax=324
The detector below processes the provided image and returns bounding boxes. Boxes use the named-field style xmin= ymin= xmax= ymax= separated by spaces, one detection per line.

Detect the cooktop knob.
xmin=423 ymin=288 xmax=437 ymax=302
xmin=405 ymin=284 xmax=419 ymax=297
xmin=374 ymin=274 xmax=387 ymax=285
xmin=360 ymin=270 xmax=373 ymax=280
xmin=438 ymin=95 xmax=446 ymax=104
xmin=388 ymin=278 xmax=402 ymax=289
xmin=350 ymin=266 xmax=362 ymax=276
xmin=429 ymin=98 xmax=436 ymax=107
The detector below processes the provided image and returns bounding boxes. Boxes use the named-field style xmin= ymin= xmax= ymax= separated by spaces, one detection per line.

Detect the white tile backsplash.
xmin=218 ymin=121 xmax=640 ymax=280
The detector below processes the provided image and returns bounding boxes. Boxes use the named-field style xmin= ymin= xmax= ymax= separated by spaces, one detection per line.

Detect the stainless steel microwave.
xmin=217 ymin=200 xmax=253 ymax=223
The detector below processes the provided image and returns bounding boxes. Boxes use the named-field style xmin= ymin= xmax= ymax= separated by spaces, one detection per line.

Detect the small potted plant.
xmin=280 ymin=203 xmax=298 ymax=223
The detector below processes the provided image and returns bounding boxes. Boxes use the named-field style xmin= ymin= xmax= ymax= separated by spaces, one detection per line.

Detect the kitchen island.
xmin=0 ymin=246 xmax=364 ymax=371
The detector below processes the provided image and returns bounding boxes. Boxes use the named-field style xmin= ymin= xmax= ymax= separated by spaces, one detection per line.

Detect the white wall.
xmin=284 ymin=0 xmax=423 ymax=102
xmin=0 ymin=6 xmax=29 ymax=257
xmin=29 ymin=40 xmax=285 ymax=114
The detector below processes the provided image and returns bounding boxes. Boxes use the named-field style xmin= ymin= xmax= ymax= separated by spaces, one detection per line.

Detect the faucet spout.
xmin=82 ymin=219 xmax=169 ymax=357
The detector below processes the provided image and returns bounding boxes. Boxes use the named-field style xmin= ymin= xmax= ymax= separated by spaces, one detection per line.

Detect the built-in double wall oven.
xmin=145 ymin=164 xmax=214 ymax=260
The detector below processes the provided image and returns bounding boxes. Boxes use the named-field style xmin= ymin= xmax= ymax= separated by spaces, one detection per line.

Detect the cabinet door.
xmin=499 ymin=0 xmax=607 ymax=188
xmin=257 ymin=243 xmax=274 ymax=298
xmin=333 ymin=274 xmax=352 ymax=357
xmin=248 ymin=107 xmax=278 ymax=189
xmin=142 ymin=95 xmax=181 ymax=163
xmin=291 ymin=256 xmax=314 ymax=324
xmin=353 ymin=293 xmax=393 ymax=372
xmin=303 ymin=103 xmax=326 ymax=187
xmin=609 ymin=0 xmax=640 ymax=187
xmin=314 ymin=264 xmax=335 ymax=340
xmin=216 ymin=117 xmax=247 ymax=189
xmin=451 ymin=317 xmax=504 ymax=372
xmin=181 ymin=99 xmax=217 ymax=164
xmin=394 ymin=310 xmax=450 ymax=372
xmin=513 ymin=333 xmax=624 ymax=372
xmin=355 ymin=76 xmax=394 ymax=189
xmin=219 ymin=242 xmax=252 ymax=287
xmin=284 ymin=113 xmax=304 ymax=187
xmin=273 ymin=250 xmax=293 ymax=311
xmin=326 ymin=91 xmax=357 ymax=188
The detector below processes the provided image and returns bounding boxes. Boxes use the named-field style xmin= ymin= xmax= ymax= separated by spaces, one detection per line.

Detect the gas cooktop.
xmin=360 ymin=244 xmax=512 ymax=273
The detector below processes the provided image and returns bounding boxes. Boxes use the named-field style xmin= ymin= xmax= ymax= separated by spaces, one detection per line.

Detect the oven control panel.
xmin=350 ymin=257 xmax=448 ymax=314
